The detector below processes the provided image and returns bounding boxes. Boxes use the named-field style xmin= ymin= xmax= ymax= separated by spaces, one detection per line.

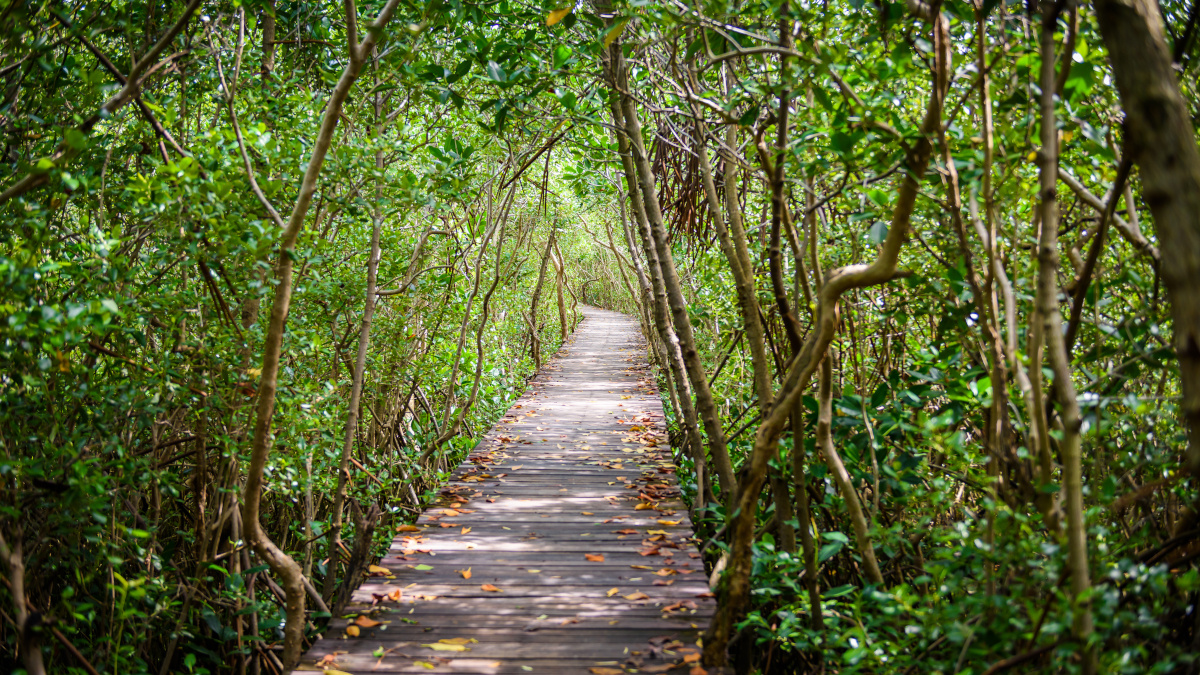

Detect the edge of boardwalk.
xmin=293 ymin=306 xmax=715 ymax=674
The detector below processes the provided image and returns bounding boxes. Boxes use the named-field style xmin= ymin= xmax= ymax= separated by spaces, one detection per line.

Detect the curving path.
xmin=295 ymin=306 xmax=715 ymax=674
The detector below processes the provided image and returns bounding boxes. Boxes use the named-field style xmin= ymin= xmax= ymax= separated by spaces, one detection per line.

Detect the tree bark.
xmin=1094 ymin=0 xmax=1200 ymax=497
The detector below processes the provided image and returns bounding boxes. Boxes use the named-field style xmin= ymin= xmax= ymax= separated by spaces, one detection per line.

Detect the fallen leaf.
xmin=585 ymin=553 xmax=605 ymax=562
xmin=590 ymin=668 xmax=624 ymax=675
xmin=387 ymin=589 xmax=402 ymax=602
xmin=606 ymin=587 xmax=620 ymax=597
xmin=683 ymin=652 xmax=701 ymax=663
xmin=657 ymin=519 xmax=682 ymax=526
xmin=353 ymin=616 xmax=383 ymax=628
xmin=367 ymin=564 xmax=390 ymax=575
xmin=624 ymin=592 xmax=650 ymax=601
xmin=439 ymin=637 xmax=478 ymax=645
xmin=461 ymin=526 xmax=472 ymax=535
xmin=481 ymin=583 xmax=502 ymax=592
xmin=460 ymin=568 xmax=472 ymax=580
xmin=413 ymin=661 xmax=436 ymax=670
xmin=423 ymin=643 xmax=468 ymax=652
xmin=690 ymin=668 xmax=708 ymax=675
xmin=580 ymin=511 xmax=594 ymax=515
xmin=635 ymin=503 xmax=654 ymax=511
xmin=397 ymin=525 xmax=421 ymax=533
xmin=344 ymin=625 xmax=360 ymax=637
xmin=324 ymin=670 xmax=354 ymax=675
xmin=613 ymin=529 xmax=638 ymax=535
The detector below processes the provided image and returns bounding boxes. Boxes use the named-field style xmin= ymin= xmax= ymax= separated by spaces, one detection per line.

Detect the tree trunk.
xmin=1094 ymin=0 xmax=1200 ymax=509
xmin=1036 ymin=4 xmax=1094 ymax=670
xmin=610 ymin=45 xmax=737 ymax=498
xmin=323 ymin=51 xmax=388 ymax=605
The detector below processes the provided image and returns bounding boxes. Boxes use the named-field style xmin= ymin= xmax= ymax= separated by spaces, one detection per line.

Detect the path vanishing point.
xmin=295 ymin=307 xmax=716 ymax=674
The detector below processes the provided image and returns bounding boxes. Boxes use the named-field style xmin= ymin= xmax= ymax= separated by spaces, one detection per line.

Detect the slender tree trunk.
xmin=528 ymin=233 xmax=555 ymax=370
xmin=1036 ymin=4 xmax=1095 ymax=670
xmin=605 ymin=83 xmax=712 ymax=509
xmin=323 ymin=52 xmax=387 ymax=604
xmin=817 ymin=354 xmax=883 ymax=584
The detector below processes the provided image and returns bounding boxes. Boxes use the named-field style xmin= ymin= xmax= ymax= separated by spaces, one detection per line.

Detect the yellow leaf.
xmin=414 ymin=661 xmax=436 ymax=670
xmin=635 ymin=503 xmax=653 ymax=511
xmin=423 ymin=642 xmax=468 ymax=652
xmin=324 ymin=671 xmax=354 ymax=675
xmin=657 ymin=519 xmax=682 ymax=526
xmin=439 ymin=637 xmax=478 ymax=645
xmin=461 ymin=568 xmax=472 ymax=580
xmin=345 ymin=625 xmax=360 ymax=637
xmin=580 ymin=511 xmax=594 ymax=515
xmin=481 ymin=583 xmax=502 ymax=592
xmin=606 ymin=587 xmax=620 ymax=597
xmin=368 ymin=564 xmax=390 ymax=575
xmin=397 ymin=524 xmax=421 ymax=533
xmin=461 ymin=526 xmax=472 ymax=535
xmin=624 ymin=592 xmax=650 ymax=600
xmin=546 ymin=7 xmax=572 ymax=25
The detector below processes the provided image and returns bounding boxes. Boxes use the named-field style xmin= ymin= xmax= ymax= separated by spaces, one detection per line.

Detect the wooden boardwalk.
xmin=296 ymin=307 xmax=715 ymax=674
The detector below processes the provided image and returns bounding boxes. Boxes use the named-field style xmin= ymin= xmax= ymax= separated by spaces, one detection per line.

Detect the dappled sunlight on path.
xmin=295 ymin=306 xmax=714 ymax=674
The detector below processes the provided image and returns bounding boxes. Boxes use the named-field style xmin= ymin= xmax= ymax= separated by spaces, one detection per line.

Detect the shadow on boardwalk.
xmin=295 ymin=306 xmax=715 ymax=674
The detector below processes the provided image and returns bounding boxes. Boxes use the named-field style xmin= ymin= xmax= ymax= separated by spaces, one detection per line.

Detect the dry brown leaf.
xmin=580 ymin=511 xmax=594 ymax=515
xmin=353 ymin=615 xmax=382 ymax=628
xmin=396 ymin=524 xmax=421 ymax=533
xmin=460 ymin=568 xmax=472 ymax=580
xmin=387 ymin=588 xmax=402 ymax=602
xmin=461 ymin=526 xmax=472 ymax=535
xmin=624 ymin=592 xmax=650 ymax=601
xmin=690 ymin=668 xmax=708 ymax=675
xmin=589 ymin=668 xmax=624 ymax=675
xmin=480 ymin=583 xmax=502 ymax=592
xmin=683 ymin=652 xmax=701 ymax=663
xmin=344 ymin=625 xmax=360 ymax=637
xmin=585 ymin=553 xmax=605 ymax=562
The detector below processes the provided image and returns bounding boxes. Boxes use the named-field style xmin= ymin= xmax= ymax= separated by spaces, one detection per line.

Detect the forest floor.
xmin=294 ymin=306 xmax=714 ymax=674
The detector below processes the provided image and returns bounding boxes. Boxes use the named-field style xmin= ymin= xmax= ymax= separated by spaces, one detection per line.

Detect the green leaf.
xmin=553 ymin=45 xmax=573 ymax=70
xmin=486 ymin=60 xmax=506 ymax=82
